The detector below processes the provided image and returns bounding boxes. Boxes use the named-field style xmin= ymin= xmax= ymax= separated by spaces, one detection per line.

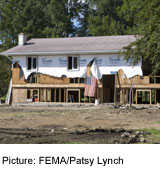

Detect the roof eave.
xmin=0 ymin=50 xmax=121 ymax=56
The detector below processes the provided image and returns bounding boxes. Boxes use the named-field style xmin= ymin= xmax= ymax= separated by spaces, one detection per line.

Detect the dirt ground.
xmin=0 ymin=103 xmax=160 ymax=144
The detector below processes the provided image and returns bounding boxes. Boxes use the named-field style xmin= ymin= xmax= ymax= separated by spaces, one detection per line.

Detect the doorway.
xmin=102 ymin=75 xmax=115 ymax=103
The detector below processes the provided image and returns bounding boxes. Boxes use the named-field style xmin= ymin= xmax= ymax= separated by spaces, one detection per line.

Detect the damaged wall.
xmin=12 ymin=88 xmax=27 ymax=103
xmin=12 ymin=63 xmax=26 ymax=84
xmin=117 ymin=69 xmax=149 ymax=87
xmin=12 ymin=54 xmax=142 ymax=80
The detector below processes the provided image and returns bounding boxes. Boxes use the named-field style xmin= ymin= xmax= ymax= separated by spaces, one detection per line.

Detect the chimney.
xmin=18 ymin=33 xmax=27 ymax=46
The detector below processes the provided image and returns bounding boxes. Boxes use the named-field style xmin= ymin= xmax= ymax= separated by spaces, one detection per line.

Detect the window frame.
xmin=67 ymin=56 xmax=79 ymax=70
xmin=26 ymin=56 xmax=38 ymax=71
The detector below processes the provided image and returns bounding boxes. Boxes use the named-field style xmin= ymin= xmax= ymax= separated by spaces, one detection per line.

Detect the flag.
xmin=84 ymin=76 xmax=97 ymax=97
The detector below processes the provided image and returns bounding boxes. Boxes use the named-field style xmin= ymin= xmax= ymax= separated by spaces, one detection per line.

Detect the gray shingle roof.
xmin=1 ymin=35 xmax=136 ymax=55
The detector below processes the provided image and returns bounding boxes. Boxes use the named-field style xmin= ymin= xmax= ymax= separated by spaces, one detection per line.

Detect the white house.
xmin=2 ymin=33 xmax=153 ymax=105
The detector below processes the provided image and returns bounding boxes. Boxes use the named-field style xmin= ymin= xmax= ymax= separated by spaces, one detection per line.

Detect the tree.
xmin=122 ymin=0 xmax=160 ymax=75
xmin=88 ymin=0 xmax=125 ymax=36
xmin=0 ymin=54 xmax=11 ymax=98
xmin=0 ymin=0 xmax=78 ymax=48
xmin=0 ymin=0 xmax=49 ymax=49
xmin=73 ymin=0 xmax=90 ymax=36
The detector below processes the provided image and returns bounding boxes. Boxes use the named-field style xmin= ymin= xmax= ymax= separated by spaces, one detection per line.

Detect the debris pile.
xmin=121 ymin=130 xmax=146 ymax=143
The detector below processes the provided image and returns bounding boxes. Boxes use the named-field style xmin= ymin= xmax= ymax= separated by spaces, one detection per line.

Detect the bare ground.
xmin=0 ymin=104 xmax=160 ymax=144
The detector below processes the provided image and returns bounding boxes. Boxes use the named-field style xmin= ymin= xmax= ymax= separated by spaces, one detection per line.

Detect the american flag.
xmin=84 ymin=76 xmax=97 ymax=97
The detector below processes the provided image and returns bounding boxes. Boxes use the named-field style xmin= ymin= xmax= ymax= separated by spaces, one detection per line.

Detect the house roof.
xmin=1 ymin=35 xmax=136 ymax=56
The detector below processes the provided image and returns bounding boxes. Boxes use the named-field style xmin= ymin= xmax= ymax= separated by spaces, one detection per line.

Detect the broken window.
xmin=68 ymin=56 xmax=79 ymax=70
xmin=27 ymin=57 xmax=37 ymax=70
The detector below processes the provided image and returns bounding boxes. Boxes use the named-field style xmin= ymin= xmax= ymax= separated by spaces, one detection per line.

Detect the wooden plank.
xmin=120 ymin=89 xmax=123 ymax=104
xmin=114 ymin=75 xmax=117 ymax=103
xmin=132 ymin=89 xmax=134 ymax=104
xmin=126 ymin=89 xmax=129 ymax=104
xmin=155 ymin=89 xmax=157 ymax=104
xmin=59 ymin=88 xmax=61 ymax=102
xmin=122 ymin=89 xmax=125 ymax=104
xmin=13 ymin=84 xmax=88 ymax=88
xmin=47 ymin=88 xmax=51 ymax=102
xmin=117 ymin=84 xmax=160 ymax=89
xmin=64 ymin=89 xmax=66 ymax=102
xmin=150 ymin=90 xmax=152 ymax=105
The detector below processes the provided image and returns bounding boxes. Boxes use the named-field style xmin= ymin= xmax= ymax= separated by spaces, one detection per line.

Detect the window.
xmin=27 ymin=57 xmax=37 ymax=70
xmin=68 ymin=56 xmax=79 ymax=70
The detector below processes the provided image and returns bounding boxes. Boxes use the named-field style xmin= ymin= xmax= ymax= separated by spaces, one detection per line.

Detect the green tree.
xmin=0 ymin=54 xmax=11 ymax=98
xmin=122 ymin=0 xmax=160 ymax=75
xmin=73 ymin=0 xmax=90 ymax=36
xmin=43 ymin=0 xmax=74 ymax=37
xmin=0 ymin=0 xmax=49 ymax=49
xmin=88 ymin=0 xmax=125 ymax=36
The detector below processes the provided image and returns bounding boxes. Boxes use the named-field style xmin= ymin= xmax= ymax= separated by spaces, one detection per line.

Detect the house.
xmin=1 ymin=33 xmax=159 ymax=105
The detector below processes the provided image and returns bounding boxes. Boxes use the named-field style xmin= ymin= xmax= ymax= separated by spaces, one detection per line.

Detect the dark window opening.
xmin=137 ymin=91 xmax=150 ymax=104
xmin=69 ymin=78 xmax=84 ymax=84
xmin=80 ymin=89 xmax=84 ymax=103
xmin=80 ymin=78 xmax=84 ymax=83
xmin=51 ymin=89 xmax=55 ymax=102
xmin=56 ymin=89 xmax=59 ymax=102
xmin=68 ymin=57 xmax=72 ymax=70
xmin=27 ymin=90 xmax=31 ymax=99
xmin=28 ymin=57 xmax=32 ymax=70
xmin=68 ymin=91 xmax=79 ymax=102
xmin=33 ymin=58 xmax=37 ymax=69
xmin=27 ymin=57 xmax=37 ymax=70
xmin=70 ymin=78 xmax=74 ymax=83
xmin=68 ymin=56 xmax=78 ymax=70
xmin=75 ymin=78 xmax=78 ymax=83
xmin=73 ymin=57 xmax=78 ymax=69
xmin=61 ymin=89 xmax=64 ymax=102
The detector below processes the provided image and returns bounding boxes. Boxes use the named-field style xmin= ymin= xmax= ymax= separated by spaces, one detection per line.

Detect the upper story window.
xmin=27 ymin=57 xmax=37 ymax=70
xmin=68 ymin=56 xmax=79 ymax=70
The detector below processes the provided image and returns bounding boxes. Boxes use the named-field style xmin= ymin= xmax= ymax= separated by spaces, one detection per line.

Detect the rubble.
xmin=121 ymin=130 xmax=146 ymax=144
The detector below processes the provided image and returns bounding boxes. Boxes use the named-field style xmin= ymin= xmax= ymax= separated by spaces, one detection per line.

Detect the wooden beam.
xmin=122 ymin=89 xmax=125 ymax=104
xmin=155 ymin=89 xmax=157 ymax=104
xmin=54 ymin=89 xmax=56 ymax=102
xmin=64 ymin=89 xmax=66 ymax=102
xmin=59 ymin=88 xmax=61 ymax=102
xmin=126 ymin=89 xmax=129 ymax=104
xmin=120 ymin=89 xmax=123 ymax=104
xmin=114 ymin=75 xmax=117 ymax=103
xmin=150 ymin=90 xmax=152 ymax=105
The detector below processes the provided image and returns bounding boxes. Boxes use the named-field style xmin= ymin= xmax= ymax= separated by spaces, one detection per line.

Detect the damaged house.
xmin=1 ymin=33 xmax=159 ymax=105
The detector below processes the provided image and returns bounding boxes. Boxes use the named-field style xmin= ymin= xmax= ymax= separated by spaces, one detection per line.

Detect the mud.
xmin=0 ymin=104 xmax=159 ymax=144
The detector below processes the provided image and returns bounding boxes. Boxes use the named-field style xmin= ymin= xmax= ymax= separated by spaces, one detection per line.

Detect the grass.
xmin=0 ymin=95 xmax=6 ymax=101
xmin=143 ymin=128 xmax=160 ymax=140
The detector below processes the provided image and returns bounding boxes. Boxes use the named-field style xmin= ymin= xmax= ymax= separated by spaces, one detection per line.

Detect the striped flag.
xmin=84 ymin=76 xmax=97 ymax=97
